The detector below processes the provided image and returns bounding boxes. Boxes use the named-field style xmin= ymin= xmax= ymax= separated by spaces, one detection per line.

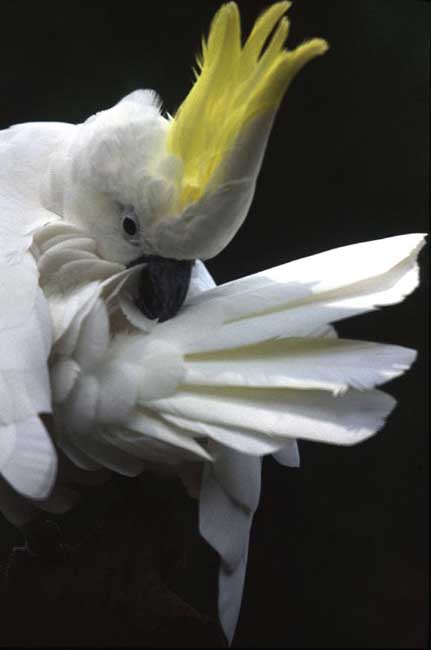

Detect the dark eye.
xmin=123 ymin=216 xmax=137 ymax=236
xmin=122 ymin=213 xmax=139 ymax=242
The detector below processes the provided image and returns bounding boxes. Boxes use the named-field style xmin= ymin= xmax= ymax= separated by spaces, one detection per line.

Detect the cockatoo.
xmin=0 ymin=1 xmax=425 ymax=643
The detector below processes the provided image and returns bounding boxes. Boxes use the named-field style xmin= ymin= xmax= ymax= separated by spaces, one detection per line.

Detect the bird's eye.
xmin=123 ymin=216 xmax=137 ymax=236
xmin=121 ymin=212 xmax=139 ymax=242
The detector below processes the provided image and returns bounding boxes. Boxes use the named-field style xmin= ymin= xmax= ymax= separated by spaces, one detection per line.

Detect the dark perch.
xmin=0 ymin=474 xmax=226 ymax=648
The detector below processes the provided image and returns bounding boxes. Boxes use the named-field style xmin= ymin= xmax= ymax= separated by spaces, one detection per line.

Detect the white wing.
xmin=53 ymin=234 xmax=424 ymax=643
xmin=141 ymin=234 xmax=423 ymax=450
xmin=0 ymin=122 xmax=75 ymax=516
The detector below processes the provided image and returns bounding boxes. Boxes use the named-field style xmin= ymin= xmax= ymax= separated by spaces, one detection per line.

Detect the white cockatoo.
xmin=0 ymin=1 xmax=425 ymax=643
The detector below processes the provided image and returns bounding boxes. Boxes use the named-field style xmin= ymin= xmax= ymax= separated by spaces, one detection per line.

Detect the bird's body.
xmin=0 ymin=2 xmax=425 ymax=642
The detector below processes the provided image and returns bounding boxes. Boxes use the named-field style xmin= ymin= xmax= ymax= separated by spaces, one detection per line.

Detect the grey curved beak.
xmin=127 ymin=254 xmax=195 ymax=322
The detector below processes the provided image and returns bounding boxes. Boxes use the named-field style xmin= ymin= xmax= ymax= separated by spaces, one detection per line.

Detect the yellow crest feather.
xmin=167 ymin=2 xmax=328 ymax=209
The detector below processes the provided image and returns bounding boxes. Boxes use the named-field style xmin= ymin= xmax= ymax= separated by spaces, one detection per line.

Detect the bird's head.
xmin=45 ymin=1 xmax=327 ymax=321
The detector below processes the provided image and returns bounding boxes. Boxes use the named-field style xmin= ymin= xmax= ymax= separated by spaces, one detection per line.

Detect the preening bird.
xmin=0 ymin=2 xmax=425 ymax=643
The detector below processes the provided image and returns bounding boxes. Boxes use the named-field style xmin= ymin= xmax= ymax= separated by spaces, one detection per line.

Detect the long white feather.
xmin=151 ymin=386 xmax=397 ymax=446
xmin=199 ymin=444 xmax=262 ymax=644
xmin=183 ymin=337 xmax=416 ymax=395
xmin=151 ymin=233 xmax=425 ymax=353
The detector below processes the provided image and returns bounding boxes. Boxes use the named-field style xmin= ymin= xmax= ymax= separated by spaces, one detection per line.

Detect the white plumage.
xmin=0 ymin=89 xmax=425 ymax=643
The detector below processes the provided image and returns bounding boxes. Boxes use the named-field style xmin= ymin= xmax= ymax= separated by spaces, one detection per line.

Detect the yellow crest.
xmin=167 ymin=1 xmax=328 ymax=210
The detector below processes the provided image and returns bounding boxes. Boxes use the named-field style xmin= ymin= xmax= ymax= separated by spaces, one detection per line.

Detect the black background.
xmin=0 ymin=0 xmax=429 ymax=648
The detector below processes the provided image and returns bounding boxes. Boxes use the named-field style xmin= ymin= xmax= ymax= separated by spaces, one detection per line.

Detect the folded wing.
xmin=0 ymin=122 xmax=75 ymax=514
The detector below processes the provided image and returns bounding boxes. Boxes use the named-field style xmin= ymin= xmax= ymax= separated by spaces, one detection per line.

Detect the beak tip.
xmin=134 ymin=256 xmax=195 ymax=322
